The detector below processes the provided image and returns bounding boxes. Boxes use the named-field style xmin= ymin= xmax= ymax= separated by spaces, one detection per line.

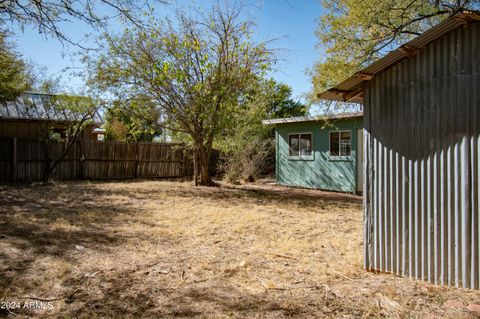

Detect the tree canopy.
xmin=105 ymin=97 xmax=163 ymax=142
xmin=86 ymin=3 xmax=275 ymax=185
xmin=0 ymin=32 xmax=31 ymax=101
xmin=309 ymin=0 xmax=479 ymax=103
xmin=219 ymin=78 xmax=306 ymax=183
xmin=264 ymin=80 xmax=307 ymax=119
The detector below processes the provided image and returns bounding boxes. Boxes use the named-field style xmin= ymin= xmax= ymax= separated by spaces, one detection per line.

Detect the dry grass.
xmin=0 ymin=179 xmax=479 ymax=318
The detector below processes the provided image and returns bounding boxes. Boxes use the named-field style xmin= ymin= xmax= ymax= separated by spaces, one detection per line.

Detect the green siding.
xmin=276 ymin=117 xmax=363 ymax=193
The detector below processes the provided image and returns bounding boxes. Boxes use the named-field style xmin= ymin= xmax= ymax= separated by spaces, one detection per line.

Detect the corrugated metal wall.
xmin=364 ymin=21 xmax=479 ymax=289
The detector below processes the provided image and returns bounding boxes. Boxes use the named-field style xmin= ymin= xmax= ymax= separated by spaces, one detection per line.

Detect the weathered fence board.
xmin=0 ymin=138 xmax=218 ymax=182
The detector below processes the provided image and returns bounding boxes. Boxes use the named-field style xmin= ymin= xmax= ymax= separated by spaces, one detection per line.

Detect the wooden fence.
xmin=0 ymin=138 xmax=218 ymax=182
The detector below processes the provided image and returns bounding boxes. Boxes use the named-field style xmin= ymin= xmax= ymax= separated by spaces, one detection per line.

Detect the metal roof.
xmin=317 ymin=10 xmax=480 ymax=104
xmin=0 ymin=92 xmax=103 ymax=124
xmin=262 ymin=111 xmax=363 ymax=125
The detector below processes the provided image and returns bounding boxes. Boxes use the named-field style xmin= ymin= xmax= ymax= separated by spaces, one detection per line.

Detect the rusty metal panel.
xmin=364 ymin=21 xmax=480 ymax=289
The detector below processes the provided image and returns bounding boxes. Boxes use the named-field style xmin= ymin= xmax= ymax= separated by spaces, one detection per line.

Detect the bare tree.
xmin=0 ymin=0 xmax=166 ymax=48
xmin=44 ymin=94 xmax=100 ymax=181
xmin=87 ymin=2 xmax=276 ymax=185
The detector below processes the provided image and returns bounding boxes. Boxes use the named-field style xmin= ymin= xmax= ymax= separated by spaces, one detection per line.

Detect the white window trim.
xmin=287 ymin=132 xmax=314 ymax=160
xmin=329 ymin=130 xmax=352 ymax=158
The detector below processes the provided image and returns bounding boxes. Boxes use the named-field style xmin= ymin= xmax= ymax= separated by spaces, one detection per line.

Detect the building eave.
xmin=317 ymin=10 xmax=480 ymax=104
xmin=262 ymin=111 xmax=363 ymax=125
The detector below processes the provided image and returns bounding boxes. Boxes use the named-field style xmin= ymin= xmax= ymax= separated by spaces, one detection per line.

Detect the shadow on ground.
xmin=0 ymin=180 xmax=477 ymax=319
xmin=0 ymin=180 xmax=363 ymax=318
xmin=0 ymin=182 xmax=171 ymax=296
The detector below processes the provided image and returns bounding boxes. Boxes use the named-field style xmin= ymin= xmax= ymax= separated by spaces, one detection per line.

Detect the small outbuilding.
xmin=0 ymin=92 xmax=103 ymax=141
xmin=263 ymin=112 xmax=363 ymax=193
xmin=318 ymin=11 xmax=479 ymax=289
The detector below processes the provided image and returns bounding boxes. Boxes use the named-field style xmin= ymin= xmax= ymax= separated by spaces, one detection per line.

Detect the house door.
xmin=356 ymin=128 xmax=364 ymax=193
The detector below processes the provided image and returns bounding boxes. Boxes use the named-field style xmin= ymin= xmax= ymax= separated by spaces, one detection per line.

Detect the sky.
xmin=11 ymin=0 xmax=324 ymax=104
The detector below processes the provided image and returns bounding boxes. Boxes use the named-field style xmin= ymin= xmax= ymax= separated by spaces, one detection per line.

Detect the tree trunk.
xmin=199 ymin=157 xmax=210 ymax=185
xmin=44 ymin=113 xmax=93 ymax=182
xmin=197 ymin=144 xmax=214 ymax=186
xmin=44 ymin=134 xmax=78 ymax=181
xmin=192 ymin=148 xmax=199 ymax=186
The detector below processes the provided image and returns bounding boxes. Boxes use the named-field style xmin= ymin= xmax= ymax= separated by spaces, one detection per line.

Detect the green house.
xmin=263 ymin=112 xmax=363 ymax=193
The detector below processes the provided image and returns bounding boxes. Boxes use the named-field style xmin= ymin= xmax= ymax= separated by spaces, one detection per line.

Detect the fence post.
xmin=12 ymin=137 xmax=17 ymax=182
xmin=182 ymin=145 xmax=187 ymax=177
xmin=78 ymin=140 xmax=84 ymax=180
xmin=134 ymin=143 xmax=139 ymax=178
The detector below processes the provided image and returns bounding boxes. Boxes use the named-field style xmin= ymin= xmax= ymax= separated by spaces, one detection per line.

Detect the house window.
xmin=330 ymin=131 xmax=351 ymax=157
xmin=289 ymin=133 xmax=312 ymax=157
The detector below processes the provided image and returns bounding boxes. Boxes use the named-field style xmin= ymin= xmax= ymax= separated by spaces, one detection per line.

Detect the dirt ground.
xmin=0 ymin=179 xmax=479 ymax=318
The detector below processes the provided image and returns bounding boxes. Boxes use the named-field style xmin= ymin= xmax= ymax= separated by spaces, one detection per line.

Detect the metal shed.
xmin=318 ymin=11 xmax=480 ymax=289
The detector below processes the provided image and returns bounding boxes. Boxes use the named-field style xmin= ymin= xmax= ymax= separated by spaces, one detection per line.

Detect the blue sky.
xmin=253 ymin=0 xmax=324 ymax=101
xmin=11 ymin=0 xmax=324 ymax=103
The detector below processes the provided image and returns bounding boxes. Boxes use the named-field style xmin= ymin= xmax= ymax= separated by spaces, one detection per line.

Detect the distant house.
xmin=0 ymin=92 xmax=103 ymax=141
xmin=318 ymin=11 xmax=479 ymax=289
xmin=263 ymin=112 xmax=363 ymax=193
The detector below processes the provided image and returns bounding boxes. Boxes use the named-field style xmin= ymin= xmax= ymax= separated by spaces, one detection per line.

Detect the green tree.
xmin=0 ymin=32 xmax=31 ymax=101
xmin=219 ymin=79 xmax=306 ymax=183
xmin=264 ymin=80 xmax=307 ymax=119
xmin=309 ymin=0 xmax=478 ymax=103
xmin=104 ymin=118 xmax=128 ymax=141
xmin=86 ymin=3 xmax=275 ymax=185
xmin=105 ymin=98 xmax=162 ymax=142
